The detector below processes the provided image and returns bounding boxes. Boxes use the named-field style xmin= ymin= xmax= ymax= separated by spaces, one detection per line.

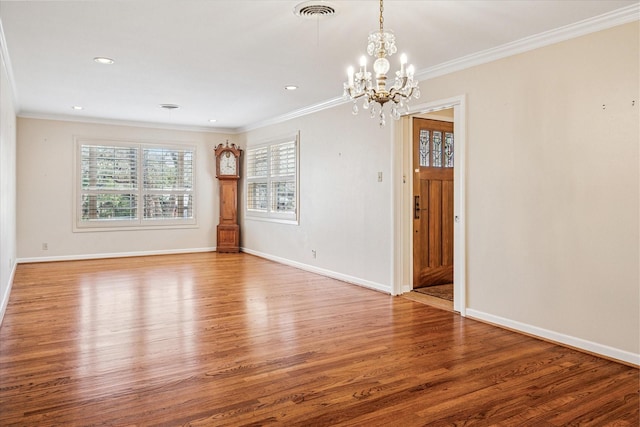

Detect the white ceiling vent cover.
xmin=294 ymin=1 xmax=337 ymax=19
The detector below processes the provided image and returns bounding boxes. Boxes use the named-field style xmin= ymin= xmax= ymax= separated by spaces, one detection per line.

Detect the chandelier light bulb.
xmin=347 ymin=66 xmax=354 ymax=86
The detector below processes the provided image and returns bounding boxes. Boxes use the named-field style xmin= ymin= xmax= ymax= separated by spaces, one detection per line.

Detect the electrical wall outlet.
xmin=378 ymin=172 xmax=383 ymax=182
xmin=42 ymin=243 xmax=48 ymax=250
xmin=311 ymin=250 xmax=316 ymax=259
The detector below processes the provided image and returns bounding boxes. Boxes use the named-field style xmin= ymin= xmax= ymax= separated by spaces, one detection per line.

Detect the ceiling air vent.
xmin=294 ymin=1 xmax=336 ymax=19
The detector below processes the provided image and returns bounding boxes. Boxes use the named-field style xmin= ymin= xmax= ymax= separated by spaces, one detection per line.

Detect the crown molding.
xmin=237 ymin=96 xmax=346 ymax=133
xmin=415 ymin=3 xmax=640 ymax=82
xmin=0 ymin=17 xmax=19 ymax=111
xmin=17 ymin=111 xmax=238 ymax=134
xmin=243 ymin=3 xmax=640 ymax=132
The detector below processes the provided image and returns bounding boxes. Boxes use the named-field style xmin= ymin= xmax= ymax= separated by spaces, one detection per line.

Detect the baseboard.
xmin=17 ymin=247 xmax=216 ymax=264
xmin=466 ymin=309 xmax=640 ymax=367
xmin=0 ymin=260 xmax=17 ymax=327
xmin=241 ymin=248 xmax=392 ymax=294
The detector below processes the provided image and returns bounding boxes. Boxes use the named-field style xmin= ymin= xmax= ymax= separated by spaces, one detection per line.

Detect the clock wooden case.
xmin=214 ymin=141 xmax=242 ymax=253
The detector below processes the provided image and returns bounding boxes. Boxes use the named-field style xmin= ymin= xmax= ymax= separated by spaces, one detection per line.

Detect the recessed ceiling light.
xmin=284 ymin=85 xmax=298 ymax=91
xmin=93 ymin=57 xmax=114 ymax=65
xmin=209 ymin=119 xmax=217 ymax=123
xmin=159 ymin=104 xmax=180 ymax=110
xmin=71 ymin=106 xmax=83 ymax=110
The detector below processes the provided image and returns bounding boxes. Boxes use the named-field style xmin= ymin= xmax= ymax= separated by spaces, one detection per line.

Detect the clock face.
xmin=220 ymin=152 xmax=237 ymax=175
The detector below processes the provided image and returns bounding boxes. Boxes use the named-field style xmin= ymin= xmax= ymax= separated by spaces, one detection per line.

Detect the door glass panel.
xmin=444 ymin=132 xmax=454 ymax=168
xmin=432 ymin=131 xmax=442 ymax=167
xmin=419 ymin=130 xmax=429 ymax=167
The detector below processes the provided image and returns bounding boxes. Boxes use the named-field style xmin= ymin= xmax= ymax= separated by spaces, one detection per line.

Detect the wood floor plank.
xmin=0 ymin=252 xmax=637 ymax=426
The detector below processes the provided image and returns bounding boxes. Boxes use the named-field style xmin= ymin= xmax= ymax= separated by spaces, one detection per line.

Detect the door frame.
xmin=391 ymin=95 xmax=466 ymax=316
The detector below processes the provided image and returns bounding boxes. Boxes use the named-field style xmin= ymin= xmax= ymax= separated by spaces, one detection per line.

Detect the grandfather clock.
xmin=214 ymin=141 xmax=242 ymax=253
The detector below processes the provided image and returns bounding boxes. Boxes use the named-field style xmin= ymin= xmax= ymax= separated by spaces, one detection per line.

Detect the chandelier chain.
xmin=379 ymin=0 xmax=384 ymax=33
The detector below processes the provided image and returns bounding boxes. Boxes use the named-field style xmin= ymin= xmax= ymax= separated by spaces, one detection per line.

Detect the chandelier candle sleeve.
xmin=343 ymin=0 xmax=420 ymax=126
xmin=408 ymin=64 xmax=415 ymax=78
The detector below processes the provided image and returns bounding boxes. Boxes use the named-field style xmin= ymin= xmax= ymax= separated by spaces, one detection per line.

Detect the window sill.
xmin=245 ymin=215 xmax=298 ymax=226
xmin=73 ymin=221 xmax=198 ymax=233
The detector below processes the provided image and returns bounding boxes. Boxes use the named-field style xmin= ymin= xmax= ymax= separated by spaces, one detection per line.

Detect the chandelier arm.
xmin=390 ymin=91 xmax=411 ymax=104
xmin=388 ymin=84 xmax=403 ymax=96
xmin=388 ymin=83 xmax=414 ymax=102
xmin=399 ymin=76 xmax=408 ymax=88
xmin=349 ymin=90 xmax=369 ymax=100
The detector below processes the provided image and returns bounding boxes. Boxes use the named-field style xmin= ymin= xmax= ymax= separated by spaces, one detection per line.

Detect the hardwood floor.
xmin=1 ymin=252 xmax=638 ymax=426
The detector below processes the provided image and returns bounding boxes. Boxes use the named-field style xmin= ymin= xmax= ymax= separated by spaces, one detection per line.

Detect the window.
xmin=75 ymin=139 xmax=195 ymax=230
xmin=419 ymin=128 xmax=454 ymax=168
xmin=246 ymin=134 xmax=299 ymax=224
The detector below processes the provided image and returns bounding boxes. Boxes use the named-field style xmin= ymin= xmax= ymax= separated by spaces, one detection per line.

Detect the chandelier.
xmin=343 ymin=0 xmax=420 ymax=126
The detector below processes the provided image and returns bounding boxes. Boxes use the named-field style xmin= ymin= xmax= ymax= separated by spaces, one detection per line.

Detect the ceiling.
xmin=0 ymin=0 xmax=637 ymax=132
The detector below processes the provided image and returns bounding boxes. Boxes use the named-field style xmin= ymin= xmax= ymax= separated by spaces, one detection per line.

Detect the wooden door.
xmin=413 ymin=118 xmax=454 ymax=288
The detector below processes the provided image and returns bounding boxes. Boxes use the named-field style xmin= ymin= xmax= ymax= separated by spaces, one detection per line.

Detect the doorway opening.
xmin=411 ymin=112 xmax=454 ymax=309
xmin=393 ymin=95 xmax=466 ymax=316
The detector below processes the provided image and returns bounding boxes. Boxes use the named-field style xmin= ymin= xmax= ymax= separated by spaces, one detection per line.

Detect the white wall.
xmin=16 ymin=118 xmax=233 ymax=259
xmin=238 ymin=107 xmax=395 ymax=293
xmin=0 ymin=34 xmax=17 ymax=324
xmin=414 ymin=22 xmax=639 ymax=360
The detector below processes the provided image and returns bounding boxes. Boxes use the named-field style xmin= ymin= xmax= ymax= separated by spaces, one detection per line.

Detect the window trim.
xmin=73 ymin=137 xmax=197 ymax=232
xmin=245 ymin=133 xmax=299 ymax=225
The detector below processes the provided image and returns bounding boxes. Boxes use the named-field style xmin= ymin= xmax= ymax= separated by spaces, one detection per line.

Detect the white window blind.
xmin=142 ymin=148 xmax=194 ymax=220
xmin=247 ymin=147 xmax=268 ymax=178
xmin=270 ymin=142 xmax=296 ymax=214
xmin=80 ymin=145 xmax=138 ymax=221
xmin=76 ymin=140 xmax=195 ymax=230
xmin=246 ymin=135 xmax=298 ymax=224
